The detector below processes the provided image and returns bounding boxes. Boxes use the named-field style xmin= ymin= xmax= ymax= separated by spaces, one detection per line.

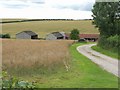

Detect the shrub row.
xmin=98 ymin=35 xmax=119 ymax=53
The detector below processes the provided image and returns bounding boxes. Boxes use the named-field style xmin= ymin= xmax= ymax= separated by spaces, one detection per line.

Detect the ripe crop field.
xmin=2 ymin=39 xmax=74 ymax=76
xmin=2 ymin=40 xmax=118 ymax=88
xmin=1 ymin=19 xmax=99 ymax=38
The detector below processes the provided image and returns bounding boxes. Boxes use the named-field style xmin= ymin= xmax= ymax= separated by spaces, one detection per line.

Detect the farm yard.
xmin=2 ymin=39 xmax=118 ymax=88
xmin=1 ymin=19 xmax=99 ymax=38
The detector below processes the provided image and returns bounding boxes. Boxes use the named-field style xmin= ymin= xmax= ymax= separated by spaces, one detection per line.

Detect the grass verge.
xmin=92 ymin=45 xmax=119 ymax=60
xmin=34 ymin=42 xmax=118 ymax=88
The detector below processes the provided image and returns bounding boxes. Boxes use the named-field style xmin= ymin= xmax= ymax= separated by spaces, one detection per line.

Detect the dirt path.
xmin=77 ymin=44 xmax=119 ymax=77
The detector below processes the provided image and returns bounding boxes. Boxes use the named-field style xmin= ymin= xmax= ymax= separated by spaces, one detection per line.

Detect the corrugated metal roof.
xmin=65 ymin=33 xmax=99 ymax=38
xmin=79 ymin=34 xmax=99 ymax=38
xmin=59 ymin=32 xmax=65 ymax=36
xmin=17 ymin=31 xmax=37 ymax=36
xmin=52 ymin=32 xmax=63 ymax=37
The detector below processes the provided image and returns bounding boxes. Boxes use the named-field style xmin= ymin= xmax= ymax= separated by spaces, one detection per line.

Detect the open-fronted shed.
xmin=16 ymin=31 xmax=38 ymax=39
xmin=79 ymin=34 xmax=99 ymax=41
xmin=46 ymin=32 xmax=66 ymax=40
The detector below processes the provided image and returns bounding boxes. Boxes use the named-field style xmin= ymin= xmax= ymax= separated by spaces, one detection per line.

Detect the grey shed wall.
xmin=16 ymin=32 xmax=31 ymax=39
xmin=46 ymin=34 xmax=57 ymax=40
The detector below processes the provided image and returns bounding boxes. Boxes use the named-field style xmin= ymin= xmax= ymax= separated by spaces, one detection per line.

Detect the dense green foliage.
xmin=92 ymin=2 xmax=120 ymax=55
xmin=98 ymin=35 xmax=119 ymax=59
xmin=106 ymin=35 xmax=119 ymax=51
xmin=92 ymin=2 xmax=120 ymax=37
xmin=0 ymin=34 xmax=10 ymax=38
xmin=98 ymin=35 xmax=119 ymax=50
xmin=70 ymin=29 xmax=80 ymax=40
xmin=2 ymin=71 xmax=35 ymax=89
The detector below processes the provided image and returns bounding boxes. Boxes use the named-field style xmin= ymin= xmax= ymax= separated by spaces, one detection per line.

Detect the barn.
xmin=16 ymin=31 xmax=38 ymax=39
xmin=46 ymin=32 xmax=66 ymax=40
xmin=79 ymin=34 xmax=99 ymax=42
xmin=65 ymin=33 xmax=99 ymax=41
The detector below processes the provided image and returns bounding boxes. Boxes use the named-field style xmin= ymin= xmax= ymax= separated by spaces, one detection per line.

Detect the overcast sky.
xmin=0 ymin=0 xmax=96 ymax=19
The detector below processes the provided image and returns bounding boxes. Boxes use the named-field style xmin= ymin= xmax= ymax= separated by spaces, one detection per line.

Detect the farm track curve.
xmin=77 ymin=44 xmax=119 ymax=77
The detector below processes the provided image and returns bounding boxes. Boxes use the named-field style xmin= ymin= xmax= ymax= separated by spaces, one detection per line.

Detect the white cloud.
xmin=0 ymin=0 xmax=95 ymax=19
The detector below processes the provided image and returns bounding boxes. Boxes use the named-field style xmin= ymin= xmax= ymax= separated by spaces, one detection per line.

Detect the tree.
xmin=70 ymin=29 xmax=79 ymax=40
xmin=92 ymin=2 xmax=120 ymax=52
xmin=92 ymin=2 xmax=120 ymax=37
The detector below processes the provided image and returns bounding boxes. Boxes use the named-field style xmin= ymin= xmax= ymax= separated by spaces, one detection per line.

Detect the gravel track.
xmin=77 ymin=44 xmax=119 ymax=77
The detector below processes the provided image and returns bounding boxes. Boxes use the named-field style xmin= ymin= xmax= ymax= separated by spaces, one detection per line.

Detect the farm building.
xmin=79 ymin=34 xmax=99 ymax=42
xmin=16 ymin=31 xmax=38 ymax=39
xmin=66 ymin=33 xmax=99 ymax=41
xmin=46 ymin=32 xmax=66 ymax=40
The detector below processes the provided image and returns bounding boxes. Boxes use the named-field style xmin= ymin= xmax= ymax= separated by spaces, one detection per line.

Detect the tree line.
xmin=1 ymin=19 xmax=75 ymax=24
xmin=92 ymin=2 xmax=120 ymax=53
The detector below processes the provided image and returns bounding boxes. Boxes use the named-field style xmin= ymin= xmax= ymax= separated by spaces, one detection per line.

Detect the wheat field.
xmin=2 ymin=39 xmax=74 ymax=76
xmin=2 ymin=20 xmax=99 ymax=38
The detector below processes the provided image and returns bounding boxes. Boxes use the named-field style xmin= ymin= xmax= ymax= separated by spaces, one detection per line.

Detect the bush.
xmin=2 ymin=71 xmax=36 ymax=89
xmin=0 ymin=34 xmax=10 ymax=38
xmin=98 ymin=35 xmax=119 ymax=53
xmin=4 ymin=34 xmax=11 ymax=38
xmin=107 ymin=35 xmax=119 ymax=47
xmin=70 ymin=29 xmax=80 ymax=40
xmin=98 ymin=35 xmax=108 ymax=49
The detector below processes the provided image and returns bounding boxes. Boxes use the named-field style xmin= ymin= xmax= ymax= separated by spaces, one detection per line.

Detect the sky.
xmin=0 ymin=0 xmax=96 ymax=19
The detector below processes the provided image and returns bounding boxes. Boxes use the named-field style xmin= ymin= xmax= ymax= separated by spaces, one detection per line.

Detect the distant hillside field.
xmin=1 ymin=19 xmax=26 ymax=22
xmin=1 ymin=19 xmax=99 ymax=38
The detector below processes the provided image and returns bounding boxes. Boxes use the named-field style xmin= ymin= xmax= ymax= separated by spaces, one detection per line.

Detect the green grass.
xmin=2 ymin=19 xmax=99 ymax=38
xmin=23 ymin=42 xmax=118 ymax=88
xmin=92 ymin=45 xmax=119 ymax=60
